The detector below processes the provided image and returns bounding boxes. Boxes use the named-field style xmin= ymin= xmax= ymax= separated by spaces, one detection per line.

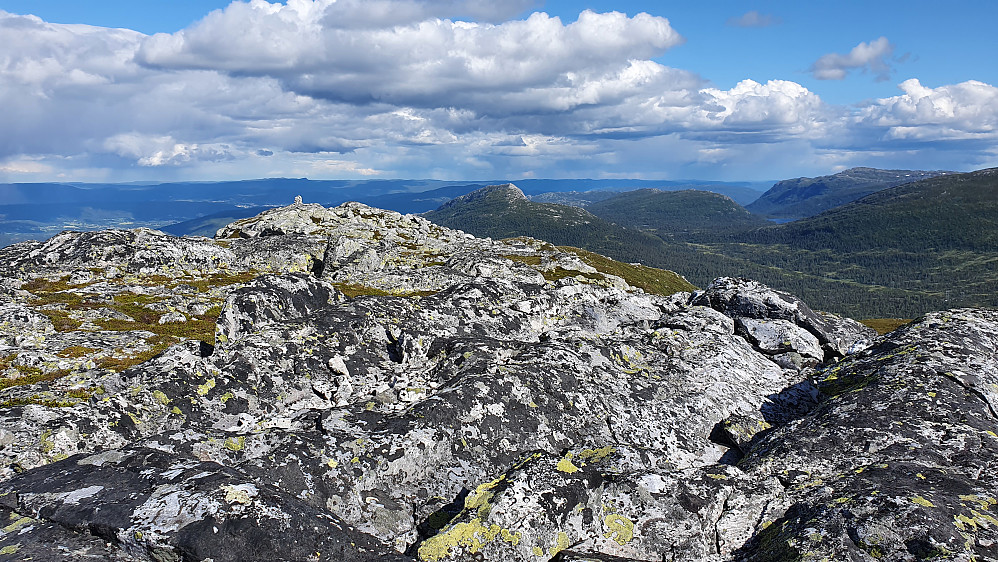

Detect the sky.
xmin=0 ymin=0 xmax=996 ymax=183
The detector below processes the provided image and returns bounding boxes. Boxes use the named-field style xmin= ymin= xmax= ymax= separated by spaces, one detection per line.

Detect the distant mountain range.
xmin=0 ymin=177 xmax=765 ymax=246
xmin=424 ymin=168 xmax=998 ymax=318
xmin=424 ymin=184 xmax=684 ymax=268
xmin=4 ymin=167 xmax=992 ymax=318
xmin=746 ymin=167 xmax=952 ymax=220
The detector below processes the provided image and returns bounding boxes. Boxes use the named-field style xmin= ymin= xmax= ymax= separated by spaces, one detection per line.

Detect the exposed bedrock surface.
xmin=0 ymin=199 xmax=994 ymax=561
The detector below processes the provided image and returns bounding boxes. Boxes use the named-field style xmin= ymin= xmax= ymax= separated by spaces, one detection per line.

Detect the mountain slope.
xmin=426 ymin=184 xmax=668 ymax=259
xmin=426 ymin=171 xmax=998 ymax=318
xmin=748 ymin=168 xmax=998 ymax=251
xmin=586 ymin=189 xmax=769 ymax=241
xmin=710 ymin=168 xmax=998 ymax=315
xmin=746 ymin=167 xmax=951 ymax=219
xmin=423 ymin=184 xmax=720 ymax=285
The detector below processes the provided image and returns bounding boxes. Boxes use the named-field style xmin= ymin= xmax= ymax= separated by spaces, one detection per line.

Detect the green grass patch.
xmin=94 ymin=334 xmax=180 ymax=373
xmin=184 ymin=271 xmax=260 ymax=292
xmin=541 ymin=267 xmax=603 ymax=283
xmin=38 ymin=309 xmax=83 ymax=332
xmin=57 ymin=346 xmax=98 ymax=358
xmin=558 ymin=246 xmax=697 ymax=296
xmin=860 ymin=318 xmax=913 ymax=335
xmin=0 ymin=386 xmax=101 ymax=408
xmin=0 ymin=367 xmax=73 ymax=392
xmin=95 ymin=306 xmax=221 ymax=341
xmin=23 ymin=276 xmax=87 ymax=294
xmin=0 ymin=395 xmax=78 ymax=409
xmin=503 ymin=254 xmax=542 ymax=266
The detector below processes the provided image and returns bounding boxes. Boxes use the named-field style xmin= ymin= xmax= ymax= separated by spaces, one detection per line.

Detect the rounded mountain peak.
xmin=438 ymin=183 xmax=526 ymax=209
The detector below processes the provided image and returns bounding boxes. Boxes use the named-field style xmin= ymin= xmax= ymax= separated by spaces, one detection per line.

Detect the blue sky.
xmin=1 ymin=0 xmax=995 ymax=182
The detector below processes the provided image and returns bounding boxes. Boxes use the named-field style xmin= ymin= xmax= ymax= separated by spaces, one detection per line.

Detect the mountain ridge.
xmin=746 ymin=166 xmax=953 ymax=219
xmin=425 ymin=169 xmax=998 ymax=317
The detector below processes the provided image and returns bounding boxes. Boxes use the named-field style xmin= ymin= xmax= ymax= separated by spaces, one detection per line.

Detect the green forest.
xmin=426 ymin=170 xmax=998 ymax=319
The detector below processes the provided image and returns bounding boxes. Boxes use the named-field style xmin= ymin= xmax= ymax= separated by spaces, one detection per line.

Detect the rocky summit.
xmin=0 ymin=197 xmax=995 ymax=562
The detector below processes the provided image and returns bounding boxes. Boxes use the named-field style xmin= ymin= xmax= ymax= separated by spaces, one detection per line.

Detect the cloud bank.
xmin=0 ymin=2 xmax=995 ymax=182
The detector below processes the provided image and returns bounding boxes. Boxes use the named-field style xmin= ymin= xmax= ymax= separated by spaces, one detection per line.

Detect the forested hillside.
xmin=746 ymin=167 xmax=951 ymax=219
xmin=425 ymin=170 xmax=998 ymax=318
xmin=586 ymin=189 xmax=768 ymax=241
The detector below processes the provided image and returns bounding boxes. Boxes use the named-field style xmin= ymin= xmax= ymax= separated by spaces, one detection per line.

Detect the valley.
xmin=426 ymin=168 xmax=998 ymax=319
xmin=3 ymin=166 xmax=994 ymax=319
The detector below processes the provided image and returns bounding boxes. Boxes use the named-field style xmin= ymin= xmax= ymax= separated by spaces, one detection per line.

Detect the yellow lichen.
xmin=223 ymin=436 xmax=246 ymax=451
xmin=603 ymin=514 xmax=635 ymax=545
xmin=977 ymin=509 xmax=998 ymax=525
xmin=958 ymin=494 xmax=997 ymax=510
xmin=197 ymin=378 xmax=216 ymax=396
xmin=417 ymin=518 xmax=519 ymax=561
xmin=465 ymin=477 xmax=504 ymax=519
xmin=499 ymin=528 xmax=520 ymax=545
xmin=222 ymin=484 xmax=253 ymax=505
xmin=38 ymin=430 xmax=55 ymax=455
xmin=556 ymin=453 xmax=580 ymax=474
xmin=578 ymin=446 xmax=615 ymax=462
xmin=0 ymin=545 xmax=20 ymax=555
xmin=152 ymin=390 xmax=171 ymax=405
xmin=3 ymin=515 xmax=32 ymax=533
xmin=532 ymin=546 xmax=544 ymax=556
xmin=911 ymin=496 xmax=935 ymax=508
xmin=549 ymin=531 xmax=571 ymax=557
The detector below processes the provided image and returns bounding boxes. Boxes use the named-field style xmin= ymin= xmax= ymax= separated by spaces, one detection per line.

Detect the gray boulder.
xmin=692 ymin=277 xmax=877 ymax=361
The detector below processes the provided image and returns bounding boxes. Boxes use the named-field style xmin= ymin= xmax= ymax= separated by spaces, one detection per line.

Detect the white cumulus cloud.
xmin=0 ymin=5 xmax=994 ymax=182
xmin=134 ymin=3 xmax=683 ymax=113
xmin=810 ymin=37 xmax=896 ymax=81
xmin=860 ymin=79 xmax=998 ymax=141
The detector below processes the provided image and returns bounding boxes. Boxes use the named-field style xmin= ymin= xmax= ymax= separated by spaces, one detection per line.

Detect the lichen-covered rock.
xmin=0 ymin=228 xmax=235 ymax=275
xmin=416 ymin=451 xmax=784 ymax=562
xmin=216 ymin=198 xmax=342 ymax=239
xmin=736 ymin=308 xmax=998 ymax=561
xmin=692 ymin=276 xmax=876 ymax=361
xmin=1 ymin=446 xmax=411 ymax=562
xmin=0 ymin=200 xmax=994 ymax=562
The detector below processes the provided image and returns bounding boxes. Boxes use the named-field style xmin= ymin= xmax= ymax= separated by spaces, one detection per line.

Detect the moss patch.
xmin=503 ymin=254 xmax=542 ymax=266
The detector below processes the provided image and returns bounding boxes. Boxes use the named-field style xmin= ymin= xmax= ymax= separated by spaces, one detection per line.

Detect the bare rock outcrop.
xmin=0 ymin=199 xmax=994 ymax=562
